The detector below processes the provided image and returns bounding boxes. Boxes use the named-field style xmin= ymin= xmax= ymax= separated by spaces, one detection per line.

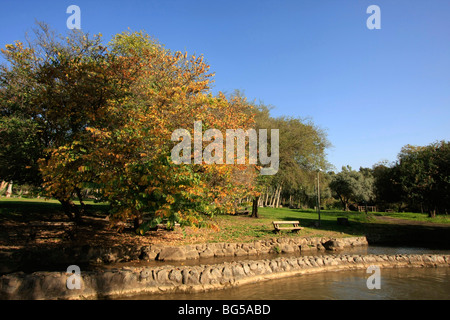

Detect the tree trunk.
xmin=251 ymin=196 xmax=259 ymax=218
xmin=5 ymin=181 xmax=13 ymax=198
xmin=270 ymin=187 xmax=277 ymax=207
xmin=258 ymin=196 xmax=263 ymax=207
xmin=429 ymin=208 xmax=436 ymax=218
xmin=0 ymin=181 xmax=8 ymax=193
xmin=60 ymin=199 xmax=75 ymax=220
xmin=275 ymin=185 xmax=282 ymax=208
xmin=133 ymin=217 xmax=142 ymax=230
xmin=75 ymin=187 xmax=87 ymax=217
xmin=59 ymin=198 xmax=82 ymax=224
xmin=338 ymin=194 xmax=349 ymax=211
xmin=272 ymin=186 xmax=278 ymax=207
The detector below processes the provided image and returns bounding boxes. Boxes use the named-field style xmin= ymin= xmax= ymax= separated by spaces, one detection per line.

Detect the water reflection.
xmin=113 ymin=246 xmax=450 ymax=300
xmin=367 ymin=245 xmax=450 ymax=256
xmin=120 ymin=267 xmax=450 ymax=300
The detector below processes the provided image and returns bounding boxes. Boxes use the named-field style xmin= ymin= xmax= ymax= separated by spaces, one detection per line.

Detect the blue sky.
xmin=1 ymin=0 xmax=449 ymax=171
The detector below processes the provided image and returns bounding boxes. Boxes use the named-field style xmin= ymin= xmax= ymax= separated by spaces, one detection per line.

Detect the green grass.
xmin=1 ymin=196 xmax=448 ymax=245
xmin=197 ymin=207 xmax=374 ymax=243
xmin=198 ymin=206 xmax=450 ymax=244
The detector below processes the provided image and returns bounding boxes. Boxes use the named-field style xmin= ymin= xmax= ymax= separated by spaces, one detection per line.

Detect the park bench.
xmin=272 ymin=221 xmax=303 ymax=234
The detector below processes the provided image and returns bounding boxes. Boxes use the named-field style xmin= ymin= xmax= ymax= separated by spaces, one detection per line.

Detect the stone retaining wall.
xmin=146 ymin=236 xmax=369 ymax=262
xmin=1 ymin=253 xmax=449 ymax=300
xmin=2 ymin=236 xmax=368 ymax=274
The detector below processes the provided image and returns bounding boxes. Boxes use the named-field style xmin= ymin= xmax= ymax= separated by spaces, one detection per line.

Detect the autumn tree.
xmin=80 ymin=30 xmax=259 ymax=230
xmin=0 ymin=25 xmax=279 ymax=229
xmin=0 ymin=23 xmax=141 ymax=221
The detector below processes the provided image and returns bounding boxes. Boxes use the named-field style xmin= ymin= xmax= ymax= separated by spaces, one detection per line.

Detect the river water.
xmin=118 ymin=246 xmax=450 ymax=300
xmin=129 ymin=267 xmax=450 ymax=300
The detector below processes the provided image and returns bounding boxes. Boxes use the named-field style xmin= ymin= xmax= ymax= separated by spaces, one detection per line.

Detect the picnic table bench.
xmin=272 ymin=221 xmax=303 ymax=234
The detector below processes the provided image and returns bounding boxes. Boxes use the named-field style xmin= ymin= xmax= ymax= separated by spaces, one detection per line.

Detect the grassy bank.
xmin=1 ymin=197 xmax=449 ymax=247
xmin=200 ymin=207 xmax=450 ymax=245
xmin=199 ymin=207 xmax=371 ymax=243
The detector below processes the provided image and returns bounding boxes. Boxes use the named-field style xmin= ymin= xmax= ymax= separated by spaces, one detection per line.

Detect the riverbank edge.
xmin=1 ymin=236 xmax=369 ymax=274
xmin=1 ymin=253 xmax=449 ymax=300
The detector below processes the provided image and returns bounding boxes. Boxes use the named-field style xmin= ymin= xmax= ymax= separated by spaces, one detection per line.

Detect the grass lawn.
xmin=202 ymin=207 xmax=450 ymax=244
xmin=1 ymin=196 xmax=449 ymax=246
xmin=198 ymin=207 xmax=373 ymax=244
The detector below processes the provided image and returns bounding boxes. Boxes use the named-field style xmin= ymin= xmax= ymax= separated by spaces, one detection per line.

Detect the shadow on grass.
xmin=234 ymin=210 xmax=364 ymax=237
xmin=279 ymin=215 xmax=365 ymax=236
xmin=0 ymin=199 xmax=110 ymax=222
xmin=255 ymin=208 xmax=450 ymax=247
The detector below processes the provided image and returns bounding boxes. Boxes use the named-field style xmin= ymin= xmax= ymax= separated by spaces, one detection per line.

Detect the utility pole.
xmin=317 ymin=169 xmax=322 ymax=227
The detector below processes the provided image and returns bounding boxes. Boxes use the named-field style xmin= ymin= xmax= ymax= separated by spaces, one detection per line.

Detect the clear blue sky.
xmin=1 ymin=0 xmax=450 ymax=171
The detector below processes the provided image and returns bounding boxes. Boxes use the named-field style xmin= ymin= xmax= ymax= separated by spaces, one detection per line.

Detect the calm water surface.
xmin=124 ymin=267 xmax=450 ymax=300
xmin=118 ymin=246 xmax=450 ymax=300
